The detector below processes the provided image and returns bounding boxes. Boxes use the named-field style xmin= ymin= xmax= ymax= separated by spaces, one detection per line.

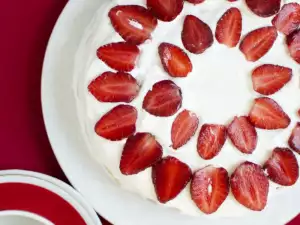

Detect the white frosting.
xmin=74 ymin=0 xmax=300 ymax=217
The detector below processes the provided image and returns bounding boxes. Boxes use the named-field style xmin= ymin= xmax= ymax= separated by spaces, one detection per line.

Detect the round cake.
xmin=74 ymin=0 xmax=300 ymax=217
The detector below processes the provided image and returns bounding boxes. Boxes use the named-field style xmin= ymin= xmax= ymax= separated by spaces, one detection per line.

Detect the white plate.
xmin=41 ymin=1 xmax=300 ymax=225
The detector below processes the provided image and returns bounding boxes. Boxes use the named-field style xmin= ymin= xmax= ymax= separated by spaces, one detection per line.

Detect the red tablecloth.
xmin=0 ymin=1 xmax=298 ymax=225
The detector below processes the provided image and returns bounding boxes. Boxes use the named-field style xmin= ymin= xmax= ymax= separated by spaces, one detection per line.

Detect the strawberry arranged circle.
xmin=88 ymin=0 xmax=300 ymax=215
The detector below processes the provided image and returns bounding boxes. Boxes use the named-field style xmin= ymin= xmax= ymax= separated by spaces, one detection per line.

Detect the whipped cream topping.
xmin=73 ymin=0 xmax=300 ymax=217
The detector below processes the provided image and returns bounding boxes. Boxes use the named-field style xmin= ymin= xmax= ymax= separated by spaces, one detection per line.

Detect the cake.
xmin=74 ymin=0 xmax=300 ymax=216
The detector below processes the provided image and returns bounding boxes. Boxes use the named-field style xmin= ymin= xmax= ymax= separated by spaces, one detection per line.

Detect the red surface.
xmin=0 ymin=1 xmax=298 ymax=225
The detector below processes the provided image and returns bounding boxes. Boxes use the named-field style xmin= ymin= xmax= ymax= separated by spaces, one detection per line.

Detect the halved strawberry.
xmin=120 ymin=132 xmax=163 ymax=175
xmin=191 ymin=166 xmax=229 ymax=214
xmin=245 ymin=0 xmax=281 ymax=17
xmin=147 ymin=0 xmax=184 ymax=22
xmin=251 ymin=64 xmax=292 ymax=95
xmin=288 ymin=122 xmax=300 ymax=154
xmin=108 ymin=5 xmax=158 ymax=45
xmin=264 ymin=148 xmax=299 ymax=186
xmin=182 ymin=15 xmax=214 ymax=54
xmin=171 ymin=110 xmax=199 ymax=149
xmin=158 ymin=43 xmax=193 ymax=77
xmin=215 ymin=7 xmax=242 ymax=48
xmin=239 ymin=26 xmax=277 ymax=62
xmin=186 ymin=0 xmax=205 ymax=4
xmin=286 ymin=29 xmax=300 ymax=64
xmin=231 ymin=161 xmax=269 ymax=211
xmin=95 ymin=105 xmax=137 ymax=141
xmin=197 ymin=124 xmax=227 ymax=160
xmin=97 ymin=42 xmax=140 ymax=72
xmin=143 ymin=80 xmax=182 ymax=117
xmin=228 ymin=116 xmax=257 ymax=154
xmin=272 ymin=3 xmax=300 ymax=35
xmin=88 ymin=72 xmax=140 ymax=103
xmin=248 ymin=97 xmax=291 ymax=130
xmin=152 ymin=156 xmax=192 ymax=203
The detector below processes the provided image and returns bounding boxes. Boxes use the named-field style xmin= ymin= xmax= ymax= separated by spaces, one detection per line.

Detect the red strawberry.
xmin=197 ymin=124 xmax=227 ymax=160
xmin=95 ymin=105 xmax=137 ymax=141
xmin=108 ymin=5 xmax=158 ymax=45
xmin=186 ymin=0 xmax=205 ymax=4
xmin=158 ymin=43 xmax=193 ymax=77
xmin=228 ymin=116 xmax=257 ymax=154
xmin=88 ymin=72 xmax=140 ymax=103
xmin=288 ymin=122 xmax=300 ymax=154
xmin=286 ymin=29 xmax=300 ymax=64
xmin=147 ymin=0 xmax=184 ymax=22
xmin=239 ymin=26 xmax=278 ymax=62
xmin=152 ymin=156 xmax=192 ymax=203
xmin=264 ymin=148 xmax=299 ymax=186
xmin=97 ymin=42 xmax=140 ymax=72
xmin=171 ymin=110 xmax=199 ymax=149
xmin=143 ymin=80 xmax=182 ymax=117
xmin=251 ymin=64 xmax=292 ymax=95
xmin=191 ymin=166 xmax=229 ymax=214
xmin=215 ymin=7 xmax=242 ymax=48
xmin=272 ymin=3 xmax=300 ymax=35
xmin=245 ymin=0 xmax=281 ymax=17
xmin=248 ymin=97 xmax=291 ymax=130
xmin=231 ymin=161 xmax=269 ymax=211
xmin=182 ymin=15 xmax=214 ymax=54
xmin=120 ymin=132 xmax=163 ymax=175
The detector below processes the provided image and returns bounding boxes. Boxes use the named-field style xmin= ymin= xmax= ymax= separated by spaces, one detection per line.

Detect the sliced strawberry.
xmin=264 ymin=148 xmax=299 ymax=186
xmin=215 ymin=7 xmax=242 ymax=48
xmin=286 ymin=29 xmax=300 ymax=64
xmin=120 ymin=132 xmax=163 ymax=175
xmin=95 ymin=105 xmax=137 ymax=141
xmin=97 ymin=42 xmax=140 ymax=72
xmin=197 ymin=124 xmax=227 ymax=160
xmin=158 ymin=43 xmax=193 ymax=77
xmin=182 ymin=15 xmax=214 ymax=54
xmin=152 ymin=156 xmax=192 ymax=203
xmin=231 ymin=161 xmax=269 ymax=211
xmin=186 ymin=0 xmax=205 ymax=4
xmin=191 ymin=166 xmax=229 ymax=214
xmin=251 ymin=64 xmax=292 ymax=95
xmin=143 ymin=80 xmax=182 ymax=117
xmin=288 ymin=122 xmax=300 ymax=154
xmin=171 ymin=110 xmax=199 ymax=149
xmin=248 ymin=97 xmax=291 ymax=130
xmin=228 ymin=116 xmax=257 ymax=154
xmin=239 ymin=26 xmax=277 ymax=62
xmin=272 ymin=3 xmax=300 ymax=35
xmin=88 ymin=72 xmax=140 ymax=103
xmin=245 ymin=0 xmax=281 ymax=17
xmin=108 ymin=5 xmax=158 ymax=45
xmin=147 ymin=0 xmax=184 ymax=22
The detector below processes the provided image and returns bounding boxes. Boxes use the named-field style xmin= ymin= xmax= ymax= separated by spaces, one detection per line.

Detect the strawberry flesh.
xmin=152 ymin=156 xmax=192 ymax=203
xmin=288 ymin=122 xmax=300 ymax=154
xmin=143 ymin=80 xmax=182 ymax=117
xmin=228 ymin=116 xmax=257 ymax=154
xmin=95 ymin=105 xmax=137 ymax=141
xmin=252 ymin=64 xmax=292 ymax=95
xmin=147 ymin=0 xmax=184 ymax=22
xmin=88 ymin=71 xmax=140 ymax=103
xmin=171 ymin=110 xmax=199 ymax=149
xmin=231 ymin=161 xmax=269 ymax=211
xmin=191 ymin=166 xmax=229 ymax=214
xmin=197 ymin=124 xmax=227 ymax=160
xmin=286 ymin=29 xmax=300 ymax=64
xmin=97 ymin=42 xmax=140 ymax=72
xmin=245 ymin=0 xmax=281 ymax=17
xmin=264 ymin=148 xmax=299 ymax=186
xmin=239 ymin=26 xmax=277 ymax=62
xmin=109 ymin=5 xmax=158 ymax=45
xmin=158 ymin=43 xmax=193 ymax=77
xmin=120 ymin=132 xmax=163 ymax=175
xmin=182 ymin=15 xmax=214 ymax=54
xmin=272 ymin=3 xmax=300 ymax=35
xmin=215 ymin=7 xmax=242 ymax=48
